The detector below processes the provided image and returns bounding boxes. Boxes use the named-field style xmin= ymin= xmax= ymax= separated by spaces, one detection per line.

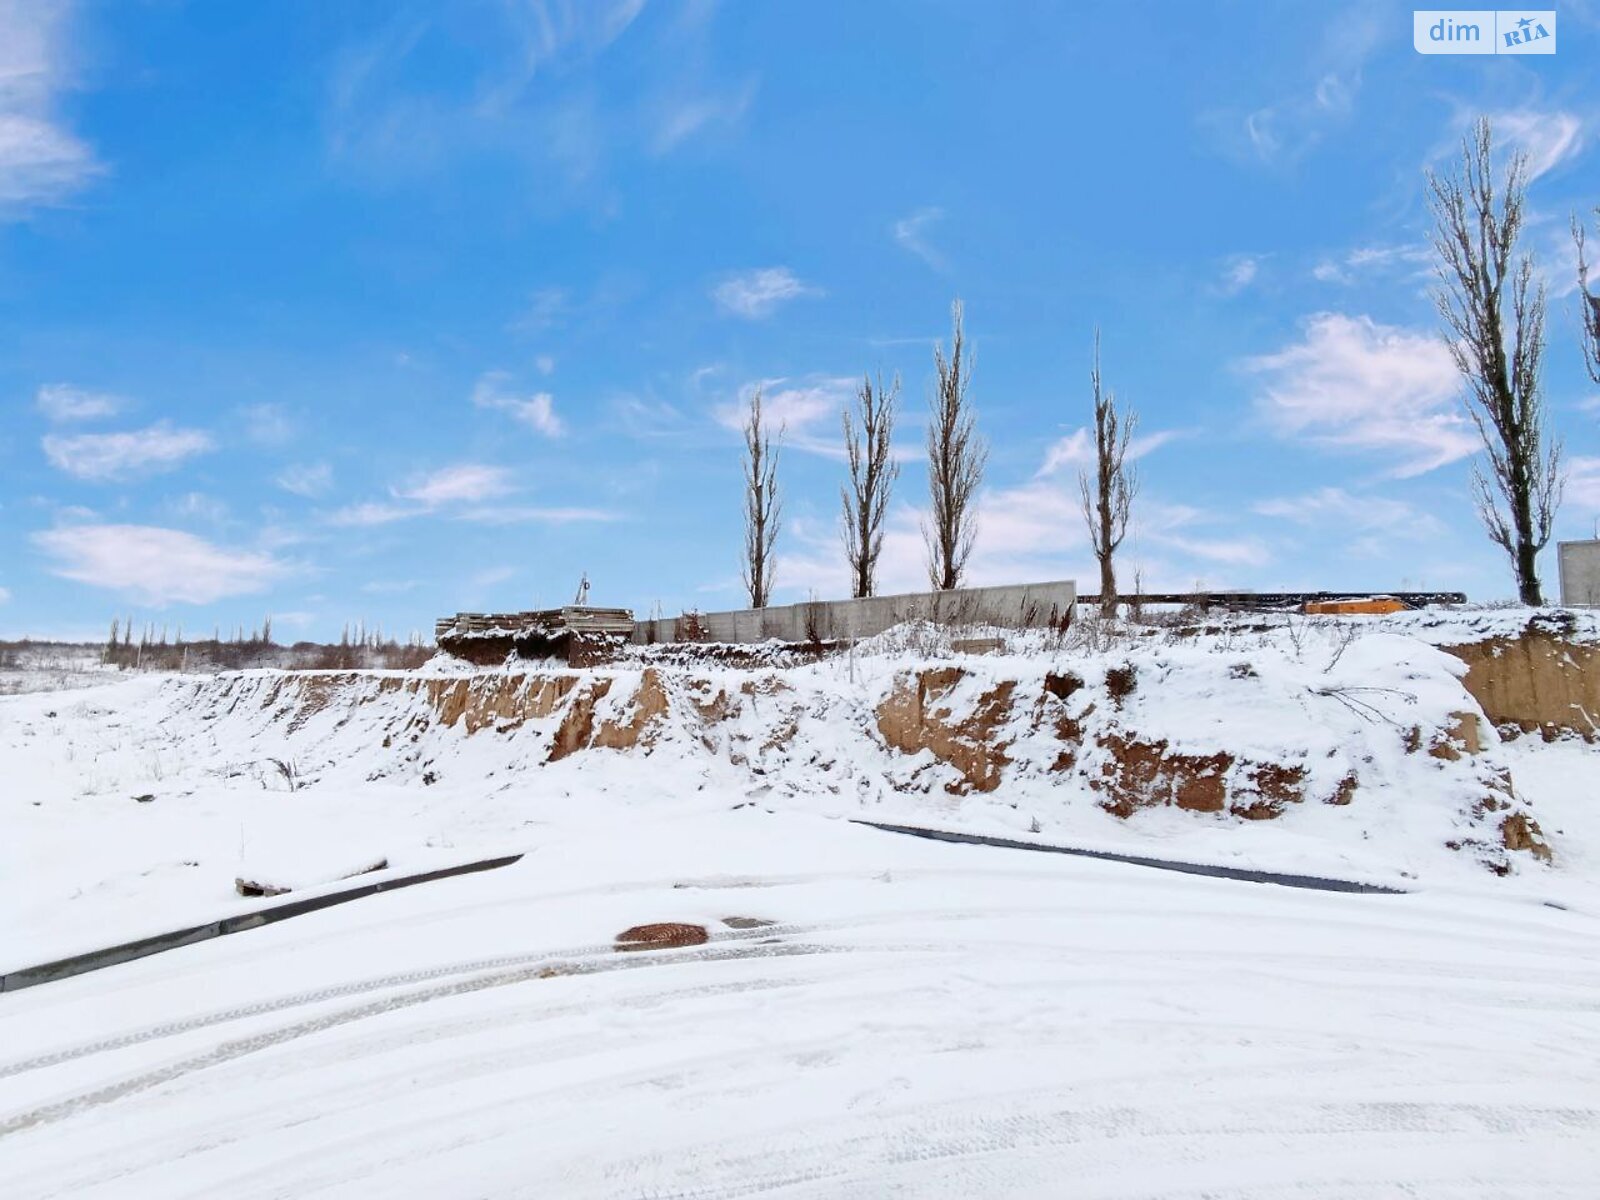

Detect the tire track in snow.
xmin=0 ymin=939 xmax=845 ymax=1139
xmin=7 ymin=886 xmax=1584 ymax=1082
xmin=580 ymin=1099 xmax=1600 ymax=1199
xmin=0 ymin=919 xmax=837 ymax=1082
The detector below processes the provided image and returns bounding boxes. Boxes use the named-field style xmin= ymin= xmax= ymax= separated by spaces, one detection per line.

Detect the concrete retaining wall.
xmin=632 ymin=580 xmax=1075 ymax=645
xmin=1559 ymin=540 xmax=1600 ymax=607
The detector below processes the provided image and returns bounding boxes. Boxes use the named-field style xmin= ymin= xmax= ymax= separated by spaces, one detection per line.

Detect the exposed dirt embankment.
xmin=876 ymin=668 xmax=1016 ymax=793
xmin=177 ymin=624 xmax=1564 ymax=874
xmin=869 ymin=656 xmax=1541 ymax=870
xmin=264 ymin=669 xmax=685 ymax=757
xmin=1443 ymin=624 xmax=1600 ymax=742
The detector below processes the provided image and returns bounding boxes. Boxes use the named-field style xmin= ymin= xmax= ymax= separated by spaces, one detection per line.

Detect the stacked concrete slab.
xmin=632 ymin=580 xmax=1076 ymax=645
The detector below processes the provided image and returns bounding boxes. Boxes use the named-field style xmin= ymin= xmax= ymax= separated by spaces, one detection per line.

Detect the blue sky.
xmin=2 ymin=1 xmax=1598 ymax=641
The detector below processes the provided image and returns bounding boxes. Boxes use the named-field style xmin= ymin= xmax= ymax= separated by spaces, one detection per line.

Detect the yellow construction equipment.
xmin=1301 ymin=597 xmax=1408 ymax=615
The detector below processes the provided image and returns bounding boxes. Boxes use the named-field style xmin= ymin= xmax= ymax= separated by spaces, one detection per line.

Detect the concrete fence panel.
xmin=633 ymin=580 xmax=1075 ymax=645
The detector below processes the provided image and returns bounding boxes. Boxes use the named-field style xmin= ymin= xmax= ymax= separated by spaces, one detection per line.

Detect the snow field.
xmin=2 ymin=813 xmax=1597 ymax=1198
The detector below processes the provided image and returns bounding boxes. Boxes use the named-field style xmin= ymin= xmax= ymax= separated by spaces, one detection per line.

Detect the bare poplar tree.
xmin=1427 ymin=117 xmax=1564 ymax=605
xmin=1078 ymin=331 xmax=1138 ymax=618
xmin=741 ymin=386 xmax=781 ymax=608
xmin=1575 ymin=208 xmax=1600 ymax=383
xmin=841 ymin=372 xmax=901 ymax=598
xmin=924 ymin=300 xmax=987 ymax=590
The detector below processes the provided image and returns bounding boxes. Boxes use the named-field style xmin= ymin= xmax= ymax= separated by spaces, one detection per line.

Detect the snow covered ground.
xmin=0 ymin=642 xmax=122 ymax=697
xmin=2 ymin=615 xmax=1598 ymax=1196
xmin=3 ymin=811 xmax=1598 ymax=1198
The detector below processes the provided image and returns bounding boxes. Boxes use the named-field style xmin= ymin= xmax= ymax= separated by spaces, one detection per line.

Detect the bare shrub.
xmin=1105 ymin=662 xmax=1138 ymax=707
xmin=1321 ymin=621 xmax=1361 ymax=673
xmin=676 ymin=610 xmax=711 ymax=643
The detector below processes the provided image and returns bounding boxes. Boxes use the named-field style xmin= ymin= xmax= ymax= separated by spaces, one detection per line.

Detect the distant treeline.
xmin=94 ymin=616 xmax=434 ymax=672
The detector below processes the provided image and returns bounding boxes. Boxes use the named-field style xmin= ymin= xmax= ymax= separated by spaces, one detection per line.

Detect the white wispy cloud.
xmin=652 ymin=81 xmax=757 ymax=154
xmin=241 ymin=403 xmax=295 ymax=447
xmin=42 ymin=423 xmax=214 ymax=482
xmin=35 ymin=383 xmax=122 ymax=422
xmin=712 ymin=267 xmax=817 ymax=319
xmin=325 ymin=2 xmax=644 ymax=192
xmin=892 ymin=207 xmax=946 ymax=269
xmin=510 ymin=286 xmax=569 ymax=333
xmin=395 ymin=463 xmax=516 ymax=505
xmin=1568 ymin=456 xmax=1600 ymax=513
xmin=1037 ymin=428 xmax=1093 ymax=473
xmin=978 ymin=484 xmax=1267 ymax=580
xmin=494 ymin=0 xmax=645 ymax=85
xmin=455 ymin=505 xmax=616 ymax=525
xmin=1131 ymin=499 xmax=1272 ymax=568
xmin=611 ymin=393 xmax=689 ymax=440
xmin=470 ymin=565 xmax=515 ymax=587
xmin=1484 ymin=109 xmax=1585 ymax=181
xmin=0 ymin=1 xmax=101 ymax=216
xmin=1311 ymin=243 xmax=1432 ymax=287
xmin=714 ymin=376 xmax=861 ymax=459
xmin=1205 ymin=8 xmax=1381 ymax=166
xmin=328 ymin=462 xmax=611 ymax=527
xmin=1036 ymin=428 xmax=1183 ymax=477
xmin=32 ymin=524 xmax=289 ymax=605
xmin=1244 ymin=312 xmax=1475 ymax=477
xmin=327 ymin=500 xmax=414 ymax=527
xmin=362 ymin=579 xmax=420 ymax=594
xmin=1216 ymin=255 xmax=1261 ymax=296
xmin=472 ymin=371 xmax=564 ymax=436
xmin=1146 ymin=530 xmax=1271 ymax=567
xmin=165 ymin=491 xmax=228 ymax=523
xmin=276 ymin=462 xmax=334 ymax=498
xmin=1254 ymin=486 xmax=1447 ymax=538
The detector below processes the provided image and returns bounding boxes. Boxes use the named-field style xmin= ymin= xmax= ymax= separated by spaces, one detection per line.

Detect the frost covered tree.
xmin=923 ymin=300 xmax=987 ymax=590
xmin=1428 ymin=117 xmax=1564 ymax=606
xmin=1078 ymin=332 xmax=1138 ymax=618
xmin=841 ymin=372 xmax=900 ymax=598
xmin=1575 ymin=207 xmax=1600 ymax=383
xmin=741 ymin=386 xmax=782 ymax=608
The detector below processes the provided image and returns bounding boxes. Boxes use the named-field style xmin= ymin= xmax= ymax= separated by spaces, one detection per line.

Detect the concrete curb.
xmin=851 ymin=820 xmax=1406 ymax=895
xmin=1 ymin=854 xmax=524 ymax=994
